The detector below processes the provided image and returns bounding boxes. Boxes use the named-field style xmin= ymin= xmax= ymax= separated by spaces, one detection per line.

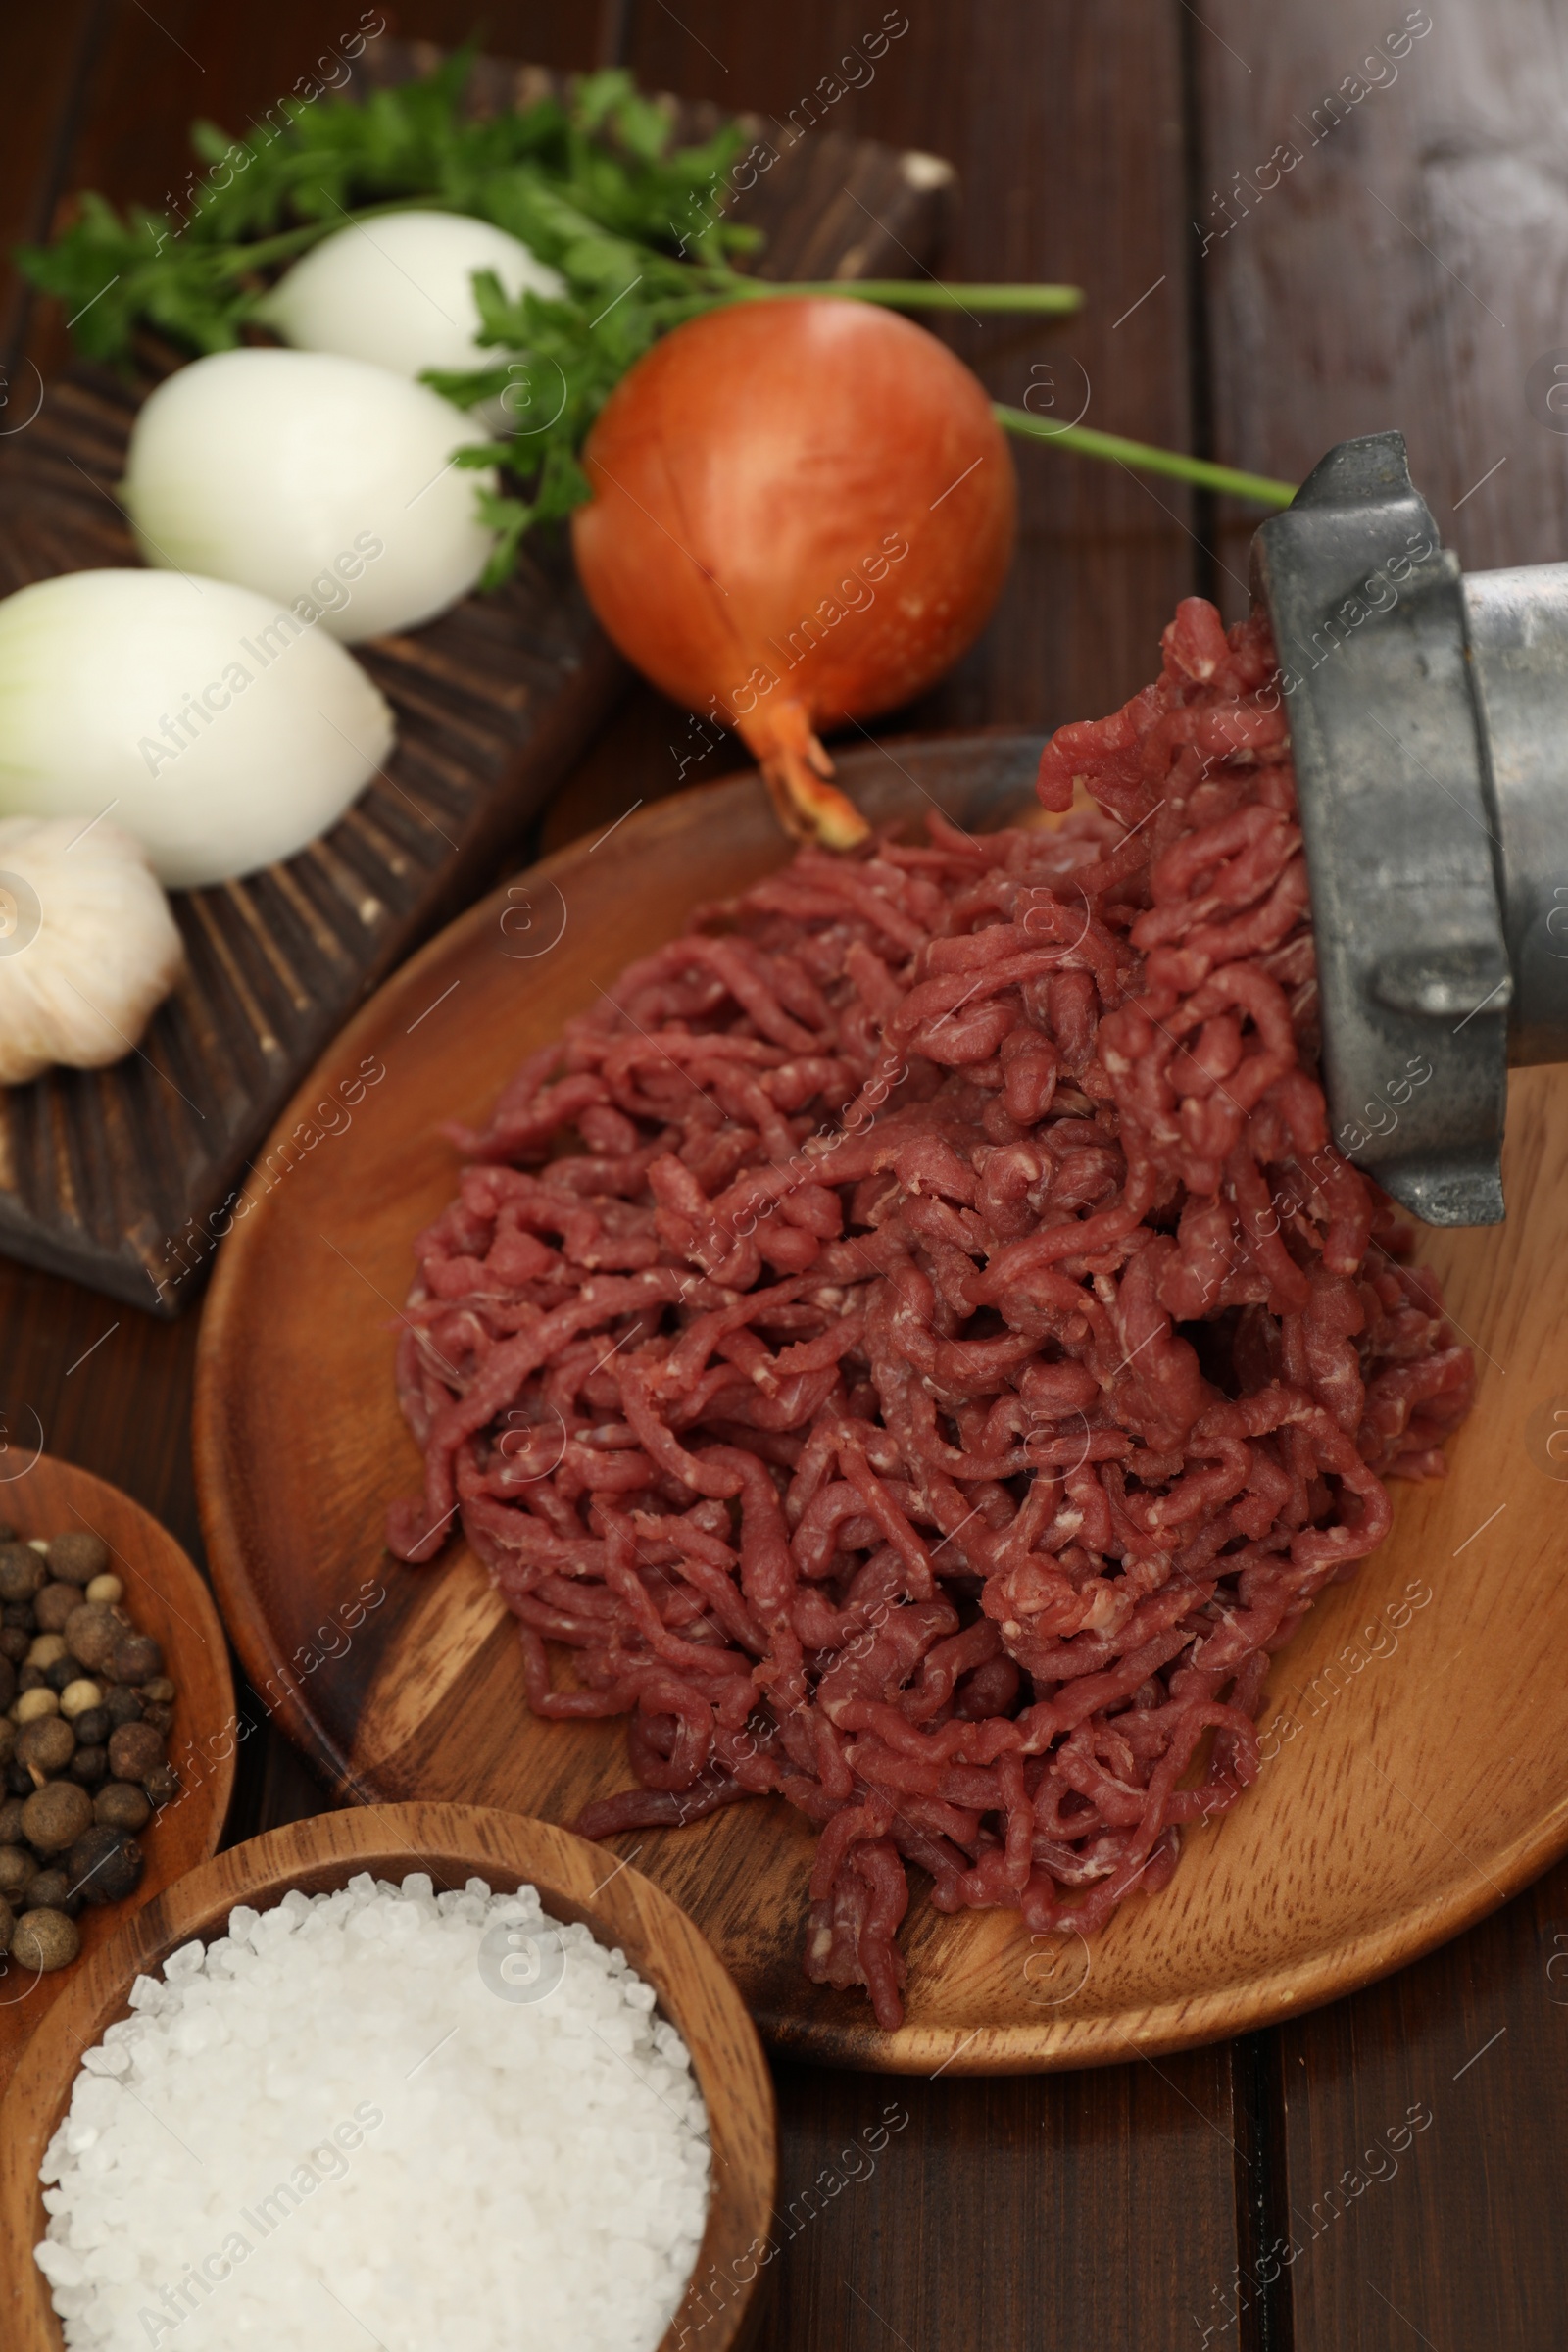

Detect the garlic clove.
xmin=0 ymin=818 xmax=183 ymax=1086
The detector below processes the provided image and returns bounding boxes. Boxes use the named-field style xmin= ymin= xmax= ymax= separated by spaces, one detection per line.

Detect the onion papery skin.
xmin=570 ymin=299 xmax=1016 ymax=846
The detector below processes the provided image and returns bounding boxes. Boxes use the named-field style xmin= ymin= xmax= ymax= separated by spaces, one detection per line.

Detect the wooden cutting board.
xmin=0 ymin=35 xmax=951 ymax=1314
xmin=192 ymin=733 xmax=1568 ymax=2072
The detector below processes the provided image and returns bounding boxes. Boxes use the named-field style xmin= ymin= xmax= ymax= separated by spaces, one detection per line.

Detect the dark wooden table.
xmin=4 ymin=5 xmax=1565 ymax=2346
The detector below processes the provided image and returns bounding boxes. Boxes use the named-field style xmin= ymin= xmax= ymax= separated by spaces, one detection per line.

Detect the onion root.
xmin=740 ymin=699 xmax=869 ymax=848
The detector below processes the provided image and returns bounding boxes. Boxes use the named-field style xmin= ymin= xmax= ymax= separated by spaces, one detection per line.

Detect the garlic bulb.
xmin=0 ymin=817 xmax=183 ymax=1085
xmin=256 ymin=210 xmax=565 ymax=379
xmin=122 ymin=348 xmax=496 ymax=643
xmin=0 ymin=568 xmax=394 ymax=888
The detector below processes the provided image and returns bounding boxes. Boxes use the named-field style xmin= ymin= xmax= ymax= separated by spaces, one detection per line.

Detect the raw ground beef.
xmin=388 ymin=598 xmax=1473 ymax=2028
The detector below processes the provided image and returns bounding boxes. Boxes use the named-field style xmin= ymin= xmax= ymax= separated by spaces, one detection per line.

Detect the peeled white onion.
xmin=256 ymin=209 xmax=564 ymax=378
xmin=122 ymin=349 xmax=496 ymax=642
xmin=0 ymin=568 xmax=394 ymax=888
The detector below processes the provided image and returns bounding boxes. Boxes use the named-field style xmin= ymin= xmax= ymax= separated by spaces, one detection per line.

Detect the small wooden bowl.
xmin=0 ymin=1454 xmax=234 ymax=2096
xmin=0 ymin=1800 xmax=777 ymax=2352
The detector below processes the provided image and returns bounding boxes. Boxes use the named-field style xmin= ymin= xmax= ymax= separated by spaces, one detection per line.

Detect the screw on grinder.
xmin=1251 ymin=429 xmax=1568 ymax=1226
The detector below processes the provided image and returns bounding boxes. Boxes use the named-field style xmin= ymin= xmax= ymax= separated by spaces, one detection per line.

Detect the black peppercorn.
xmin=43 ymin=1652 xmax=87 ymax=1694
xmin=15 ymin=1716 xmax=74 ymax=1779
xmin=63 ymin=1604 xmax=120 ymax=1675
xmin=73 ymin=1707 xmax=110 ymax=1749
xmin=21 ymin=1779 xmax=93 ymax=1854
xmin=33 ymin=1585 xmax=80 ymax=1635
xmin=12 ymin=1906 xmax=80 ymax=1967
xmin=66 ymin=1826 xmax=144 ymax=1907
xmin=111 ymin=1633 xmax=163 ymax=1685
xmin=143 ymin=1762 xmax=180 ymax=1808
xmin=48 ymin=1532 xmax=109 ymax=1587
xmin=0 ymin=1544 xmax=43 ymax=1604
xmin=69 ymin=1746 xmax=109 ymax=1787
xmin=140 ymin=1702 xmax=173 ymax=1736
xmin=24 ymin=1867 xmax=72 ymax=1909
xmin=94 ymin=1782 xmax=152 ymax=1834
xmin=17 ymin=1664 xmax=46 ymax=1694
xmin=103 ymin=1685 xmax=144 ymax=1729
xmin=0 ymin=1625 xmax=29 ymax=1661
xmin=107 ymin=1721 xmax=165 ymax=1786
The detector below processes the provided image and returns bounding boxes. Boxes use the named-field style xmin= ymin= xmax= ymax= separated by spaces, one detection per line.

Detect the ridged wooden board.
xmin=0 ymin=1801 xmax=777 ymax=2352
xmin=0 ymin=1454 xmax=234 ymax=2097
xmin=0 ymin=35 xmax=950 ymax=1315
xmin=192 ymin=732 xmax=1568 ymax=2071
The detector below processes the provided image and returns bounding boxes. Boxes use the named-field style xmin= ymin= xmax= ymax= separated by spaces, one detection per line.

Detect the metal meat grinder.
xmin=1252 ymin=428 xmax=1568 ymax=1225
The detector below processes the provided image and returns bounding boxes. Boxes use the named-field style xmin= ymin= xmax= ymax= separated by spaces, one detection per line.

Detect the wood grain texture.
xmin=1195 ymin=11 xmax=1568 ymax=2346
xmin=191 ymin=737 xmax=1568 ymax=2078
xmin=760 ymin=2039 xmax=1245 ymax=2352
xmin=0 ymin=0 xmax=100 ymax=371
xmin=0 ymin=1453 xmax=234 ymax=2096
xmin=0 ymin=27 xmax=946 ymax=1314
xmin=0 ymin=1800 xmax=777 ymax=2352
xmin=1269 ymin=1857 xmax=1568 ymax=2352
xmin=1198 ymin=0 xmax=1568 ymax=614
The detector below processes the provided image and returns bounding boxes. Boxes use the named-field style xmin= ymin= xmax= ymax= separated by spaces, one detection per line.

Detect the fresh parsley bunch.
xmin=19 ymin=51 xmax=766 ymax=576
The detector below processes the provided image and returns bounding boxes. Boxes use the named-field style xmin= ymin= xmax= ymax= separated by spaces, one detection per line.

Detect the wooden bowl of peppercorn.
xmin=0 ymin=1455 xmax=234 ymax=2095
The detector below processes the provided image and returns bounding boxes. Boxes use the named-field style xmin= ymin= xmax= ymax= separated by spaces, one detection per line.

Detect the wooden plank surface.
xmin=1 ymin=4 xmax=1560 ymax=2349
xmin=1199 ymin=0 xmax=1568 ymax=609
xmin=0 ymin=0 xmax=101 ymax=373
xmin=1199 ymin=6 xmax=1568 ymax=2346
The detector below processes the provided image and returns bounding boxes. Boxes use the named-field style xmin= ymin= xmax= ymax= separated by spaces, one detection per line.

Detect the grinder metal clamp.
xmin=1251 ymin=429 xmax=1568 ymax=1226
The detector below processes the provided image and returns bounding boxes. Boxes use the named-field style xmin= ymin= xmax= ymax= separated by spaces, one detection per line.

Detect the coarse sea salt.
xmin=35 ymin=1873 xmax=710 ymax=2352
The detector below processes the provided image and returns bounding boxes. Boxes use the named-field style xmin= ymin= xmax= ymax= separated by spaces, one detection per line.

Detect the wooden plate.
xmin=0 ymin=1455 xmax=234 ymax=2095
xmin=193 ymin=734 xmax=1568 ymax=2072
xmin=0 ymin=1800 xmax=776 ymax=2352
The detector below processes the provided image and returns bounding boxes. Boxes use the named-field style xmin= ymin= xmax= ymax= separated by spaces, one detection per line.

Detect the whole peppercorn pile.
xmin=0 ymin=1527 xmax=177 ymax=1976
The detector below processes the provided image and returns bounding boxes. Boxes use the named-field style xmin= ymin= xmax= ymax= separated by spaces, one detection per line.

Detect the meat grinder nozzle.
xmin=1251 ymin=430 xmax=1568 ymax=1226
